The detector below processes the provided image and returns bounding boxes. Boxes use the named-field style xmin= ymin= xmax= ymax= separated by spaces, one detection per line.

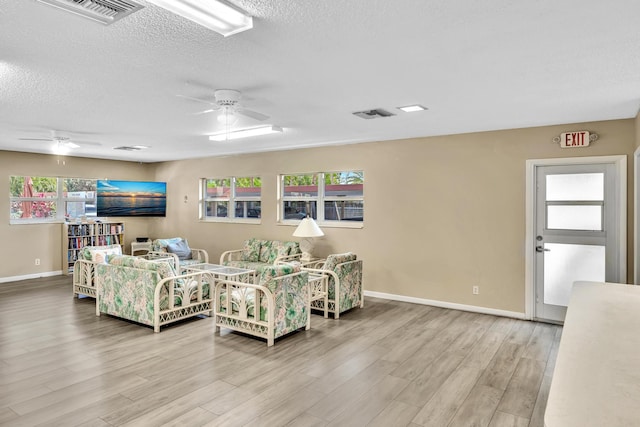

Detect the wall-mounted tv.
xmin=97 ymin=180 xmax=167 ymax=217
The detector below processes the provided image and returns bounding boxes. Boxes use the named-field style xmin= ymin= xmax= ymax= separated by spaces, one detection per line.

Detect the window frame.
xmin=278 ymin=171 xmax=364 ymax=228
xmin=200 ymin=176 xmax=262 ymax=224
xmin=9 ymin=176 xmax=98 ymax=224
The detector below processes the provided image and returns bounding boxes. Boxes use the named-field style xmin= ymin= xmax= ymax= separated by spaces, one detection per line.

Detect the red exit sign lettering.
xmin=560 ymin=131 xmax=590 ymax=148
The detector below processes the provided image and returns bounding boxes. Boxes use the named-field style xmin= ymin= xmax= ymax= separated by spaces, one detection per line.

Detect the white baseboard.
xmin=0 ymin=271 xmax=63 ymax=284
xmin=364 ymin=290 xmax=528 ymax=320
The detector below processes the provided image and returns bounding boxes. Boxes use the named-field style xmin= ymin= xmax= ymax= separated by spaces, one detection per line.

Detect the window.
xmin=63 ymin=178 xmax=97 ymax=219
xmin=10 ymin=176 xmax=97 ymax=223
xmin=280 ymin=171 xmax=363 ymax=225
xmin=202 ymin=176 xmax=261 ymax=222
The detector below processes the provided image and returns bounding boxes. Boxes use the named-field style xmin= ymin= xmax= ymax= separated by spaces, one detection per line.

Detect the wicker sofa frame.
xmin=73 ymin=251 xmax=176 ymax=299
xmin=220 ymin=238 xmax=302 ymax=273
xmin=95 ymin=260 xmax=212 ymax=332
xmin=214 ymin=267 xmax=309 ymax=346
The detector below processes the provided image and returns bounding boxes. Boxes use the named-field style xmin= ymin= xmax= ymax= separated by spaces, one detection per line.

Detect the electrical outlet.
xmin=472 ymin=285 xmax=479 ymax=295
xmin=35 ymin=258 xmax=40 ymax=266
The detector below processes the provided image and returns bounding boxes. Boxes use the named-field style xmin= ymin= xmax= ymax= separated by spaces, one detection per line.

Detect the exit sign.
xmin=560 ymin=131 xmax=590 ymax=148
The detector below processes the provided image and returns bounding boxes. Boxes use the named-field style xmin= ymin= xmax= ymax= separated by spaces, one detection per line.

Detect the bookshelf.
xmin=62 ymin=221 xmax=125 ymax=274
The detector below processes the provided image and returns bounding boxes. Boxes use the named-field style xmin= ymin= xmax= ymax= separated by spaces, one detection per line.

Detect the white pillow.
xmin=88 ymin=246 xmax=122 ymax=263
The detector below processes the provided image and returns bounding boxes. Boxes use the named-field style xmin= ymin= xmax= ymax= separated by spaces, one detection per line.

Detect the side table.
xmin=131 ymin=241 xmax=152 ymax=256
xmin=307 ymin=272 xmax=329 ymax=325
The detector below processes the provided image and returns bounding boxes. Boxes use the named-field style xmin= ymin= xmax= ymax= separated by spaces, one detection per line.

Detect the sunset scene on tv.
xmin=97 ymin=180 xmax=166 ymax=217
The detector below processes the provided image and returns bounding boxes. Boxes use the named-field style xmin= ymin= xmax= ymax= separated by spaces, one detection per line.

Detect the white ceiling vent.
xmin=352 ymin=109 xmax=396 ymax=119
xmin=36 ymin=0 xmax=144 ymax=25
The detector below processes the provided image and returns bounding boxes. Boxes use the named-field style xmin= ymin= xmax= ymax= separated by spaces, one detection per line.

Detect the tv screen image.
xmin=97 ymin=180 xmax=167 ymax=217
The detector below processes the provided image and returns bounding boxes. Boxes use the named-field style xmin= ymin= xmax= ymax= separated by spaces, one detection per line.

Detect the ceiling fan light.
xmin=147 ymin=0 xmax=253 ymax=37
xmin=217 ymin=109 xmax=239 ymax=125
xmin=52 ymin=142 xmax=70 ymax=155
xmin=209 ymin=125 xmax=283 ymax=141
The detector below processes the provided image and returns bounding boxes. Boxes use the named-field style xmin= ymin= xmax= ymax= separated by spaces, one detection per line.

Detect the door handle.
xmin=536 ymin=245 xmax=550 ymax=252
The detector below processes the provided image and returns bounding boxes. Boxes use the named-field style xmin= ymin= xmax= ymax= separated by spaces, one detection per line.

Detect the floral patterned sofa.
xmin=214 ymin=263 xmax=309 ymax=346
xmin=148 ymin=237 xmax=209 ymax=272
xmin=95 ymin=254 xmax=212 ymax=332
xmin=73 ymin=244 xmax=123 ymax=298
xmin=219 ymin=238 xmax=302 ymax=273
xmin=303 ymin=252 xmax=363 ymax=319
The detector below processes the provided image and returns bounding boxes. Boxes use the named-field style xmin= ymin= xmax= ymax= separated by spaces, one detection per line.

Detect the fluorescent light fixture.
xmin=398 ymin=104 xmax=427 ymax=112
xmin=209 ymin=125 xmax=283 ymax=141
xmin=147 ymin=0 xmax=253 ymax=37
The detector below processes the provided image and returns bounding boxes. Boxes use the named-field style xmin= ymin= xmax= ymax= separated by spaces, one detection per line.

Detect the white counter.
xmin=545 ymin=281 xmax=640 ymax=427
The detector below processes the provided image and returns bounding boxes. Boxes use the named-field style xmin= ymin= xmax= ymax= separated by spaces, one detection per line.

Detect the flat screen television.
xmin=97 ymin=180 xmax=167 ymax=217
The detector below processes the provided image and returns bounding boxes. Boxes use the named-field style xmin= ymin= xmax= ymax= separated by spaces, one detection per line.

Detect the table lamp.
xmin=293 ymin=216 xmax=324 ymax=261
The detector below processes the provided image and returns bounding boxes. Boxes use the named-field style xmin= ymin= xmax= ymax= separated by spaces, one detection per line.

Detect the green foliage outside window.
xmin=10 ymin=176 xmax=57 ymax=197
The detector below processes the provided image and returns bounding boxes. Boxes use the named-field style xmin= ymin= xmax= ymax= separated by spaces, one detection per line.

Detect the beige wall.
xmin=154 ymin=118 xmax=636 ymax=314
xmin=0 ymin=151 xmax=155 ymax=277
xmin=636 ymin=111 xmax=640 ymax=148
xmin=1 ymin=118 xmax=636 ymax=313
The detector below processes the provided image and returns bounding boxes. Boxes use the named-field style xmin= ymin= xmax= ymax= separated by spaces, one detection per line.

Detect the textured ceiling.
xmin=1 ymin=0 xmax=640 ymax=162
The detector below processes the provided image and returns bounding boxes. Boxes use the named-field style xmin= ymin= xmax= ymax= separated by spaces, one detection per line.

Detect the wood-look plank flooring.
xmin=0 ymin=275 xmax=562 ymax=427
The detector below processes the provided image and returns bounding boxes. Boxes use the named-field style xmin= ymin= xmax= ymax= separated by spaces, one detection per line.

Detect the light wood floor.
xmin=0 ymin=275 xmax=561 ymax=427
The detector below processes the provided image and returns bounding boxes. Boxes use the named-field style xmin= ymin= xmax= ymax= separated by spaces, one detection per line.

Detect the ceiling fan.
xmin=19 ymin=131 xmax=101 ymax=154
xmin=178 ymin=89 xmax=270 ymax=122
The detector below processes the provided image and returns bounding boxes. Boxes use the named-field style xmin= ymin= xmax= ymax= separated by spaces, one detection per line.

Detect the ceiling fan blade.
xmin=19 ymin=138 xmax=52 ymax=141
xmin=192 ymin=108 xmax=217 ymax=115
xmin=236 ymin=108 xmax=269 ymax=121
xmin=176 ymin=94 xmax=216 ymax=106
xmin=73 ymin=140 xmax=102 ymax=147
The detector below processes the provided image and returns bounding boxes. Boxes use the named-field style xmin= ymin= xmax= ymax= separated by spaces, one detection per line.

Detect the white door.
xmin=532 ymin=159 xmax=625 ymax=323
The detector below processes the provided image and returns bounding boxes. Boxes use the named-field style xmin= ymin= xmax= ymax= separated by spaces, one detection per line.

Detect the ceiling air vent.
xmin=36 ymin=0 xmax=144 ymax=25
xmin=352 ymin=109 xmax=396 ymax=119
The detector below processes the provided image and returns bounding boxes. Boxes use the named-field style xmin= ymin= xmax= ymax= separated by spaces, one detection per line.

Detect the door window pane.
xmin=544 ymin=243 xmax=605 ymax=306
xmin=547 ymin=205 xmax=602 ymax=230
xmin=546 ymin=173 xmax=603 ymax=201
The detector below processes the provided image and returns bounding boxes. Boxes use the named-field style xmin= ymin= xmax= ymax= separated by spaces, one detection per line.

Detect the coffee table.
xmin=185 ymin=263 xmax=256 ymax=282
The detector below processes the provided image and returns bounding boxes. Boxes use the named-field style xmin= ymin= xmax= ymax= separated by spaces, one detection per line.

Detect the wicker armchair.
xmin=214 ymin=263 xmax=309 ymax=346
xmin=303 ymin=252 xmax=363 ymax=319
xmin=147 ymin=237 xmax=208 ymax=272
xmin=72 ymin=244 xmax=123 ymax=298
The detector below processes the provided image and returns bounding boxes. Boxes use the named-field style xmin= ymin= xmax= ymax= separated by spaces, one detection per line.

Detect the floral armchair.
xmin=96 ymin=254 xmax=212 ymax=332
xmin=214 ymin=263 xmax=309 ymax=346
xmin=73 ymin=244 xmax=123 ymax=298
xmin=303 ymin=252 xmax=363 ymax=319
xmin=220 ymin=238 xmax=302 ymax=274
xmin=148 ymin=237 xmax=209 ymax=272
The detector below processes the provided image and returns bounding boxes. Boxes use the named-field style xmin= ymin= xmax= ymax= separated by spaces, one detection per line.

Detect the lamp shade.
xmin=292 ymin=217 xmax=324 ymax=238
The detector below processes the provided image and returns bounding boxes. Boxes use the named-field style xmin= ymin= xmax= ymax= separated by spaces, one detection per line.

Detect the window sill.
xmin=278 ymin=220 xmax=363 ymax=229
xmin=10 ymin=219 xmax=65 ymax=225
xmin=200 ymin=218 xmax=262 ymax=225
